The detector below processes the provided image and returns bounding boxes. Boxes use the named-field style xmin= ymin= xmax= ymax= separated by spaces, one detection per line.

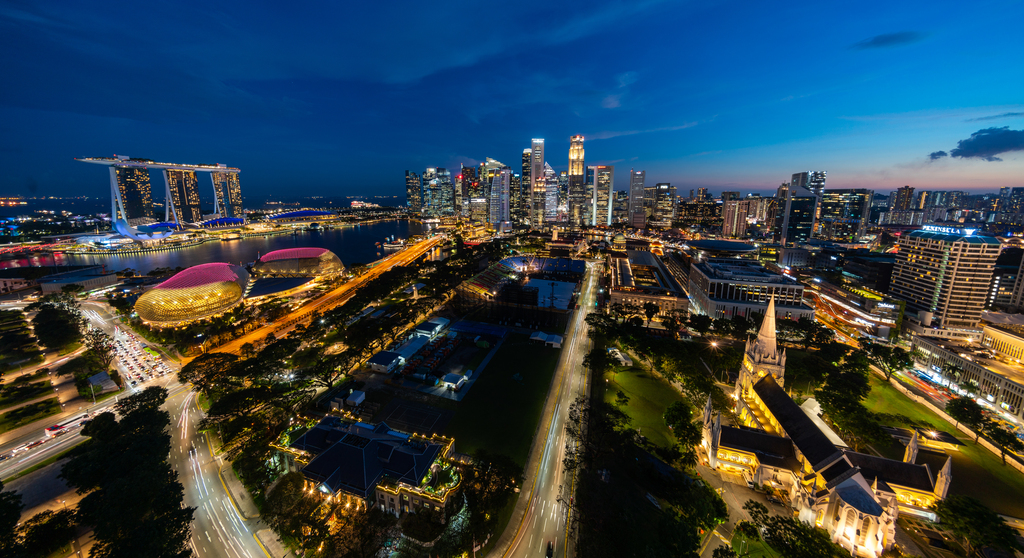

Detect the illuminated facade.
xmin=488 ymin=167 xmax=511 ymax=225
xmin=703 ymin=304 xmax=952 ymax=557
xmin=212 ymin=171 xmax=244 ymax=219
xmin=252 ymin=247 xmax=344 ymax=278
xmin=628 ymin=169 xmax=646 ymax=228
xmin=405 ymin=171 xmax=422 ymax=213
xmin=568 ymin=135 xmax=585 ymax=226
xmin=113 ymin=166 xmax=155 ymax=224
xmin=590 ymin=165 xmax=614 ymax=226
xmin=134 ymin=263 xmax=249 ymax=325
xmin=164 ymin=169 xmax=202 ymax=224
xmin=530 ymin=139 xmax=545 ymax=227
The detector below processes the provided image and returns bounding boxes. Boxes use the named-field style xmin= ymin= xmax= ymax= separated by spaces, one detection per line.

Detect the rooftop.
xmin=694 ymin=258 xmax=791 ymax=284
xmin=904 ymin=229 xmax=1001 ymax=245
xmin=260 ymin=247 xmax=331 ymax=262
xmin=752 ymin=375 xmax=842 ymax=469
xmin=156 ymin=263 xmax=248 ymax=290
xmin=687 ymin=239 xmax=757 ymax=253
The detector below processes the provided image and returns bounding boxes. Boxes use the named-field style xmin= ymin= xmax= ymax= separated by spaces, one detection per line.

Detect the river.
xmin=1 ymin=220 xmax=429 ymax=274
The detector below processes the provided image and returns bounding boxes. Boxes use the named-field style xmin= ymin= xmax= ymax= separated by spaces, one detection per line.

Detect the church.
xmin=701 ymin=299 xmax=952 ymax=557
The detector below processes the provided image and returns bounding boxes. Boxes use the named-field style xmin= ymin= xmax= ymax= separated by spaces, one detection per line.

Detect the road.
xmin=213 ymin=235 xmax=443 ymax=356
xmin=498 ymin=261 xmax=600 ymax=558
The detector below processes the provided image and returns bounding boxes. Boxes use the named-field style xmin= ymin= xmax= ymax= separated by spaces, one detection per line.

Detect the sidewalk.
xmin=219 ymin=462 xmax=261 ymax=519
xmin=256 ymin=528 xmax=295 ymax=558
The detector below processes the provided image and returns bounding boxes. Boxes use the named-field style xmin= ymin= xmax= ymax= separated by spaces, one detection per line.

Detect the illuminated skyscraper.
xmin=543 ymin=163 xmax=559 ymax=223
xmin=816 ymin=189 xmax=873 ymax=241
xmin=652 ymin=183 xmax=676 ymax=228
xmin=405 ymin=171 xmax=422 ymax=213
xmin=792 ymin=171 xmax=826 ymax=197
xmin=891 ymin=185 xmax=915 ymax=211
xmin=422 ymin=168 xmax=455 ymax=218
xmin=628 ymin=169 xmax=646 ymax=228
xmin=530 ymin=139 xmax=545 ymax=226
xmin=568 ymin=135 xmax=585 ymax=225
xmin=164 ymin=169 xmax=202 ymax=224
xmin=489 ymin=167 xmax=511 ymax=225
xmin=112 ymin=165 xmax=155 ymax=224
xmin=211 ymin=172 xmax=244 ymax=219
xmin=590 ymin=165 xmax=615 ymax=226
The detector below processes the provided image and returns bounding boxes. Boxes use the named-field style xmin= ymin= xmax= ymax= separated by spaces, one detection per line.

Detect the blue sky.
xmin=1 ymin=0 xmax=1022 ymax=200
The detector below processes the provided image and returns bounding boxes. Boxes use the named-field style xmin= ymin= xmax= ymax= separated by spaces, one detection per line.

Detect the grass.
xmin=730 ymin=531 xmax=778 ymax=557
xmin=445 ymin=333 xmax=560 ymax=466
xmin=0 ymin=380 xmax=53 ymax=411
xmin=603 ymin=360 xmax=688 ymax=449
xmin=58 ymin=342 xmax=83 ymax=356
xmin=0 ymin=397 xmax=62 ymax=434
xmin=864 ymin=374 xmax=1024 ymax=517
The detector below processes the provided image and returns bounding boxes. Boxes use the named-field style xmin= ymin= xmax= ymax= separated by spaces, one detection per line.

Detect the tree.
xmin=642 ymin=301 xmax=660 ymax=326
xmin=31 ymin=306 xmax=83 ymax=350
xmin=688 ymin=314 xmax=713 ymax=337
xmin=863 ymin=342 xmax=914 ymax=381
xmin=984 ymin=423 xmax=1024 ymax=465
xmin=945 ymin=396 xmax=986 ymax=442
xmin=18 ymin=509 xmax=76 ymax=556
xmin=744 ymin=500 xmax=847 ymax=557
xmin=0 ymin=479 xmax=23 ymax=557
xmin=713 ymin=546 xmax=739 ymax=558
xmin=84 ymin=328 xmax=116 ymax=370
xmin=178 ymin=352 xmax=239 ymax=395
xmin=664 ymin=401 xmax=702 ymax=448
xmin=933 ymin=495 xmax=1022 ymax=555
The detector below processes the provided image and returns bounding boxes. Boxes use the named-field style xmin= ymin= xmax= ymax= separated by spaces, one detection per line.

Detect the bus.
xmin=44 ymin=413 xmax=92 ymax=438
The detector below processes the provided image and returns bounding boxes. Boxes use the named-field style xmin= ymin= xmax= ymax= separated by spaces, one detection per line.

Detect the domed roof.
xmin=260 ymin=247 xmax=331 ymax=262
xmin=613 ymin=233 xmax=626 ymax=242
xmin=156 ymin=262 xmax=248 ymax=290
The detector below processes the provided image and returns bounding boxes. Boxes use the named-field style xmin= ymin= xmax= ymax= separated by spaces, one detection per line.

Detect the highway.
xmin=499 ymin=261 xmax=600 ymax=558
xmin=213 ymin=234 xmax=443 ymax=356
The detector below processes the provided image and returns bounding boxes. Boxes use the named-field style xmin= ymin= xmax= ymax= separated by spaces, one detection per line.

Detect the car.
xmin=546 ymin=542 xmax=554 ymax=557
xmin=767 ymin=496 xmax=783 ymax=505
xmin=130 ymin=381 xmax=137 ymax=386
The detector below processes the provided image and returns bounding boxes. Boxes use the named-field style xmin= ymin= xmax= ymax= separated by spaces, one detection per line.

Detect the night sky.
xmin=2 ymin=1 xmax=1022 ymax=201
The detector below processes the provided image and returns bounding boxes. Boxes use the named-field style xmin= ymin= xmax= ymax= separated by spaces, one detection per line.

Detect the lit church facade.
xmin=702 ymin=299 xmax=951 ymax=557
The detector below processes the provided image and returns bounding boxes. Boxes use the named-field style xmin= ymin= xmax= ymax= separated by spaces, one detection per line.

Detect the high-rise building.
xmin=652 ymin=183 xmax=676 ymax=228
xmin=520 ymin=149 xmax=532 ymax=222
xmin=530 ymin=139 xmax=545 ymax=227
xmin=612 ymin=190 xmax=629 ymax=223
xmin=558 ymin=171 xmax=569 ymax=208
xmin=792 ymin=171 xmax=826 ymax=197
xmin=891 ymin=186 xmax=915 ymax=211
xmin=405 ymin=171 xmax=422 ymax=213
xmin=696 ymin=187 xmax=710 ymax=201
xmin=422 ymin=167 xmax=455 ymax=218
xmin=722 ymin=199 xmax=750 ymax=238
xmin=489 ymin=168 xmax=511 ymax=225
xmin=773 ymin=188 xmax=817 ymax=245
xmin=543 ymin=163 xmax=559 ymax=224
xmin=509 ymin=173 xmax=523 ymax=224
xmin=590 ymin=165 xmax=614 ymax=226
xmin=112 ymin=166 xmax=155 ymax=224
xmin=211 ymin=172 xmax=243 ymax=219
xmin=721 ymin=191 xmax=741 ymax=202
xmin=816 ymin=189 xmax=873 ymax=241
xmin=568 ymin=135 xmax=586 ymax=226
xmin=164 ymin=169 xmax=202 ymax=224
xmin=627 ymin=169 xmax=646 ymax=229
xmin=1007 ymin=188 xmax=1024 ymax=216
xmin=891 ymin=227 xmax=1000 ymax=330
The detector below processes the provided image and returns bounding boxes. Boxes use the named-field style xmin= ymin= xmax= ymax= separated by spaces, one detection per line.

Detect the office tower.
xmin=627 ymin=169 xmax=646 ymax=229
xmin=891 ymin=228 xmax=1000 ymax=329
xmin=479 ymin=158 xmax=505 ymax=198
xmin=460 ymin=166 xmax=479 ymax=216
xmin=405 ymin=171 xmax=422 ymax=213
xmin=891 ymin=186 xmax=915 ymax=211
xmin=489 ymin=168 xmax=511 ymax=225
xmin=543 ymin=163 xmax=559 ymax=223
xmin=530 ymin=139 xmax=545 ymax=226
xmin=697 ymin=187 xmax=710 ymax=201
xmin=422 ymin=167 xmax=455 ymax=218
xmin=1007 ymin=188 xmax=1024 ymax=215
xmin=454 ymin=172 xmax=465 ymax=217
xmin=211 ymin=171 xmax=243 ymax=219
xmin=652 ymin=183 xmax=677 ymax=227
xmin=816 ymin=189 xmax=873 ymax=241
xmin=567 ymin=135 xmax=586 ymax=225
xmin=792 ymin=171 xmax=826 ymax=197
xmin=163 ymin=169 xmax=201 ymax=224
xmin=112 ymin=166 xmax=155 ymax=224
xmin=773 ymin=186 xmax=817 ymax=245
xmin=558 ymin=171 xmax=569 ymax=207
xmin=612 ymin=190 xmax=629 ymax=223
xmin=721 ymin=191 xmax=741 ymax=202
xmin=722 ymin=199 xmax=747 ymax=237
xmin=509 ymin=174 xmax=523 ymax=223
xmin=521 ymin=149 xmax=532 ymax=214
xmin=590 ymin=165 xmax=615 ymax=226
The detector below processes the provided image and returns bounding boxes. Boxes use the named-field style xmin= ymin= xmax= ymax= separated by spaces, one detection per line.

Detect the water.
xmin=0 ymin=220 xmax=428 ymax=274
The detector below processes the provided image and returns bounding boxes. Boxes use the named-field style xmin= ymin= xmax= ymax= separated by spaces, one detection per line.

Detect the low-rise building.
xmin=38 ymin=266 xmax=118 ymax=294
xmin=607 ymin=250 xmax=688 ymax=319
xmin=688 ymin=259 xmax=812 ymax=320
xmin=805 ymin=279 xmax=903 ymax=339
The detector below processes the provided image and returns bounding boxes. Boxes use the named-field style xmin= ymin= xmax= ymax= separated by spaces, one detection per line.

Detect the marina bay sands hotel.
xmin=76 ymin=155 xmax=243 ymax=226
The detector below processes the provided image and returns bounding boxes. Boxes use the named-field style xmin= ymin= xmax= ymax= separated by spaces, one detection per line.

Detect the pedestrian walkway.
xmin=219 ymin=462 xmax=260 ymax=519
xmin=256 ymin=528 xmax=295 ymax=558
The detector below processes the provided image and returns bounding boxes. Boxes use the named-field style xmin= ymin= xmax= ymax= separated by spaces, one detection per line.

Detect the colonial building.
xmin=703 ymin=299 xmax=952 ymax=557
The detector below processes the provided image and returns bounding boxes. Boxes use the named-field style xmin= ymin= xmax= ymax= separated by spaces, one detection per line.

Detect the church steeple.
xmin=904 ymin=431 xmax=919 ymax=463
xmin=752 ymin=297 xmax=779 ymax=360
xmin=736 ymin=297 xmax=787 ymax=390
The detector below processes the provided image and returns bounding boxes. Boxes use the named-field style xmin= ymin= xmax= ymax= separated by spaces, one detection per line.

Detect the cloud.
xmin=601 ymin=94 xmax=622 ymax=109
xmin=947 ymin=127 xmax=1024 ymax=162
xmin=929 ymin=151 xmax=948 ymax=160
xmin=967 ymin=112 xmax=1024 ymax=122
xmin=616 ymin=72 xmax=638 ymax=88
xmin=851 ymin=31 xmax=925 ymax=50
xmin=588 ymin=122 xmax=698 ymax=140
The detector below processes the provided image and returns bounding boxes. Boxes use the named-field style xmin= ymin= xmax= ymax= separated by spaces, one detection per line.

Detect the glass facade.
xmin=135 ymin=263 xmax=249 ymax=325
xmin=165 ymin=169 xmax=202 ymax=224
xmin=114 ymin=166 xmax=155 ymax=223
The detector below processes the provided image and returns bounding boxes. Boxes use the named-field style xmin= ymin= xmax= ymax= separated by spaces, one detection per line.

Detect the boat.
xmin=220 ymin=233 xmax=241 ymax=241
xmin=383 ymin=235 xmax=405 ymax=251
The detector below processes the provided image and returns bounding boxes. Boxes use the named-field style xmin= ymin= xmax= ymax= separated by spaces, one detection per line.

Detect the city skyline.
xmin=2 ymin=2 xmax=1023 ymax=199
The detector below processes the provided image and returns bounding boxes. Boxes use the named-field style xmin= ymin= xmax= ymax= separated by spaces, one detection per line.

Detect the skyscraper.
xmin=211 ymin=172 xmax=243 ymax=219
xmin=163 ymin=169 xmax=202 ymax=224
xmin=773 ymin=186 xmax=817 ymax=245
xmin=568 ymin=135 xmax=586 ymax=226
xmin=891 ymin=186 xmax=915 ymax=211
xmin=510 ymin=173 xmax=522 ymax=223
xmin=405 ymin=171 xmax=422 ymax=213
xmin=628 ymin=169 xmax=646 ymax=229
xmin=558 ymin=171 xmax=569 ymax=208
xmin=489 ymin=167 xmax=511 ymax=226
xmin=792 ymin=171 xmax=826 ymax=197
xmin=816 ymin=189 xmax=873 ymax=241
xmin=590 ymin=165 xmax=615 ymax=226
xmin=543 ymin=163 xmax=559 ymax=224
xmin=652 ymin=183 xmax=677 ymax=228
xmin=891 ymin=228 xmax=1000 ymax=330
xmin=112 ymin=166 xmax=155 ymax=224
xmin=530 ymin=139 xmax=545 ymax=227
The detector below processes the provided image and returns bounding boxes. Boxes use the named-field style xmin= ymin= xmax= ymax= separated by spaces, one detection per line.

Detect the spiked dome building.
xmin=134 ymin=263 xmax=250 ymax=325
xmin=252 ymin=247 xmax=345 ymax=278
xmin=703 ymin=299 xmax=952 ymax=557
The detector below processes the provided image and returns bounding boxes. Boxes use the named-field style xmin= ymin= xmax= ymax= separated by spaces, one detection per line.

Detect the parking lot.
xmin=112 ymin=326 xmax=173 ymax=390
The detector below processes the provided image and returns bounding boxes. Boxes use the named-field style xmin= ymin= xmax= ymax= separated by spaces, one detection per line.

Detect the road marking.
xmin=205 ymin=530 xmax=211 ymax=542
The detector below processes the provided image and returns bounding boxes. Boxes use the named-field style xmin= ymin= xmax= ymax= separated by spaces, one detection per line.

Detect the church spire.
xmin=752 ymin=296 xmax=778 ymax=358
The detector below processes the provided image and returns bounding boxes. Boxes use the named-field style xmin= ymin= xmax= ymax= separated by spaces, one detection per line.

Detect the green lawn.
xmin=445 ymin=333 xmax=560 ymax=466
xmin=0 ymin=397 xmax=62 ymax=434
xmin=0 ymin=380 xmax=53 ymax=411
xmin=730 ymin=532 xmax=779 ymax=557
xmin=865 ymin=374 xmax=1024 ymax=517
xmin=603 ymin=360 xmax=688 ymax=449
